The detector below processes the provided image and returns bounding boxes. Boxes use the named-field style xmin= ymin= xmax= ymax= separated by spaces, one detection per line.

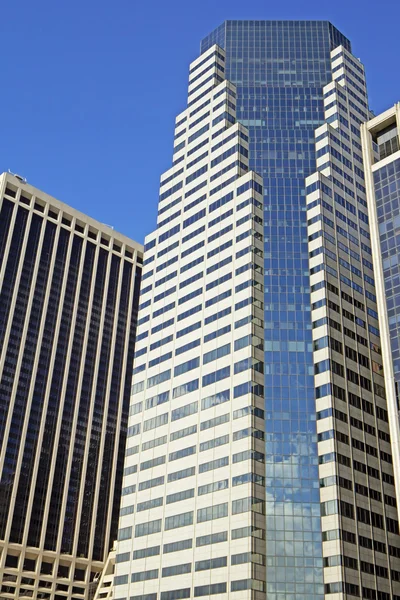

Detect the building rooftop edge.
xmin=1 ymin=171 xmax=143 ymax=252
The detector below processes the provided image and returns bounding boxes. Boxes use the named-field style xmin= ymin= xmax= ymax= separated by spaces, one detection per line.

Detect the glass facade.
xmin=374 ymin=158 xmax=400 ymax=387
xmin=201 ymin=21 xmax=351 ymax=599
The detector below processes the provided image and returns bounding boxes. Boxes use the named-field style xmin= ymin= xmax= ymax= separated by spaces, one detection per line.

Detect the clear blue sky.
xmin=1 ymin=0 xmax=399 ymax=243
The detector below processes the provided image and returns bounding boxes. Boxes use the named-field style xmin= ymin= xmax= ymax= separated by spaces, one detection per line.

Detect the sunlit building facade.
xmin=116 ymin=20 xmax=400 ymax=600
xmin=115 ymin=44 xmax=266 ymax=600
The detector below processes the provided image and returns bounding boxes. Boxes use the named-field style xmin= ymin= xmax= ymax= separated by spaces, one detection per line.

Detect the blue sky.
xmin=1 ymin=0 xmax=399 ymax=243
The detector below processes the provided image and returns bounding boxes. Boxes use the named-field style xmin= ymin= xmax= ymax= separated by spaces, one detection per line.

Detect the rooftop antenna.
xmin=8 ymin=169 xmax=27 ymax=184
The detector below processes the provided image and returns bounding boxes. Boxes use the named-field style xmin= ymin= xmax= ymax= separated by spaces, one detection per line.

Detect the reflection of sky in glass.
xmin=201 ymin=21 xmax=351 ymax=599
xmin=374 ymin=158 xmax=400 ymax=387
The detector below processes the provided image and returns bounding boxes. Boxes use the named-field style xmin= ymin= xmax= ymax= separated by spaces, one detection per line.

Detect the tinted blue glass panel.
xmin=202 ymin=20 xmax=351 ymax=600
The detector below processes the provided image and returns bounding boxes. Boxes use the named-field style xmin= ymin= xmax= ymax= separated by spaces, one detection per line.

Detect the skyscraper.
xmin=306 ymin=48 xmax=400 ymax=598
xmin=361 ymin=104 xmax=400 ymax=516
xmin=116 ymin=20 xmax=400 ymax=600
xmin=200 ymin=20 xmax=352 ymax=598
xmin=115 ymin=44 xmax=265 ymax=600
xmin=0 ymin=172 xmax=143 ymax=600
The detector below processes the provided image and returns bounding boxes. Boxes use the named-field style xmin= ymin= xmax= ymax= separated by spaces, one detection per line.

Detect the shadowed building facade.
xmin=114 ymin=20 xmax=400 ymax=600
xmin=201 ymin=21 xmax=351 ymax=599
xmin=0 ymin=172 xmax=143 ymax=600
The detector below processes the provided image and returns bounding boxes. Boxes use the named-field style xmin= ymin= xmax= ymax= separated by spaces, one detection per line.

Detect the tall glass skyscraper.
xmin=201 ymin=21 xmax=351 ymax=599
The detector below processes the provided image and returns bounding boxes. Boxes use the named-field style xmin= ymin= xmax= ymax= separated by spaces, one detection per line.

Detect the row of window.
xmin=134 ymin=280 xmax=262 ymax=365
xmin=148 ymin=202 xmax=260 ymax=278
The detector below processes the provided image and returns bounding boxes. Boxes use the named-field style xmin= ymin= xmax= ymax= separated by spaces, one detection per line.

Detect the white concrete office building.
xmin=306 ymin=48 xmax=400 ymax=598
xmin=115 ymin=45 xmax=266 ymax=600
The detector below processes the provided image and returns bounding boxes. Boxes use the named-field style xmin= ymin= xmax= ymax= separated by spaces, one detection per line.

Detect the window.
xmin=143 ymin=413 xmax=168 ymax=432
xmin=196 ymin=531 xmax=227 ymax=547
xmin=206 ymin=272 xmax=232 ymax=291
xmin=233 ymin=449 xmax=264 ymax=464
xmin=131 ymin=569 xmax=159 ymax=583
xmin=147 ymin=369 xmax=171 ymax=388
xmin=148 ymin=351 xmax=172 ymax=369
xmin=233 ymin=405 xmax=264 ymax=420
xmin=199 ymin=456 xmax=229 ymax=473
xmin=138 ymin=476 xmax=164 ymax=491
xmin=167 ymin=467 xmax=195 ymax=482
xmin=233 ymin=381 xmax=264 ymax=399
xmin=125 ymin=445 xmax=139 ymax=457
xmin=231 ymin=579 xmax=266 ymax=592
xmin=140 ymin=455 xmax=166 ymax=471
xmin=120 ymin=504 xmax=134 ymax=516
xmin=133 ymin=546 xmax=160 ymax=560
xmin=194 ymin=583 xmax=227 ymax=596
xmin=162 ymin=563 xmax=191 ymax=577
xmin=116 ymin=552 xmax=130 ymax=563
xmin=170 ymin=424 xmax=197 ymax=441
xmin=183 ymin=208 xmax=206 ymax=229
xmin=127 ymin=424 xmax=140 ymax=437
xmin=175 ymin=338 xmax=201 ymax=356
xmin=200 ymin=413 xmax=229 ymax=431
xmin=142 ymin=435 xmax=167 ymax=451
xmin=204 ymin=324 xmax=231 ymax=343
xmin=195 ymin=557 xmax=227 ymax=571
xmin=145 ymin=391 xmax=169 ymax=410
xmin=135 ymin=519 xmax=162 ymax=537
xmin=166 ymin=489 xmax=195 ymax=504
xmin=233 ymin=473 xmax=265 ymax=487
xmin=132 ymin=381 xmax=144 ymax=394
xmin=169 ymin=446 xmax=196 ymax=462
xmin=232 ymin=496 xmax=265 ymax=515
xmin=159 ymin=224 xmax=180 ymax=244
xmin=117 ymin=526 xmax=132 ymax=541
xmin=207 ymin=239 xmax=232 ymax=259
xmin=176 ymin=321 xmax=201 ymax=338
xmin=198 ymin=479 xmax=229 ymax=496
xmin=123 ymin=465 xmax=137 ymax=476
xmin=201 ymin=389 xmax=230 ymax=410
xmin=197 ymin=503 xmax=228 ymax=523
xmin=163 ymin=539 xmax=192 ymax=554
xmin=177 ymin=303 xmax=202 ymax=320
xmin=202 ymin=366 xmax=230 ymax=387
xmin=174 ymin=357 xmax=200 ymax=376
xmin=130 ymin=401 xmax=143 ymax=416
xmin=200 ymin=434 xmax=229 ymax=452
xmin=203 ymin=343 xmax=231 ymax=364
xmin=150 ymin=334 xmax=173 ymax=351
xmin=206 ymin=255 xmax=232 ymax=274
xmin=165 ymin=511 xmax=193 ymax=530
xmin=178 ymin=256 xmax=204 ymax=276
xmin=173 ymin=378 xmax=199 ymax=399
xmin=136 ymin=497 xmax=162 ymax=513
xmin=161 ymin=590 xmax=190 ymax=600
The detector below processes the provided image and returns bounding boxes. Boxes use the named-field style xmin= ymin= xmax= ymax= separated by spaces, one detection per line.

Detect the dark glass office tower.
xmin=201 ymin=21 xmax=351 ymax=600
xmin=0 ymin=172 xmax=143 ymax=600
